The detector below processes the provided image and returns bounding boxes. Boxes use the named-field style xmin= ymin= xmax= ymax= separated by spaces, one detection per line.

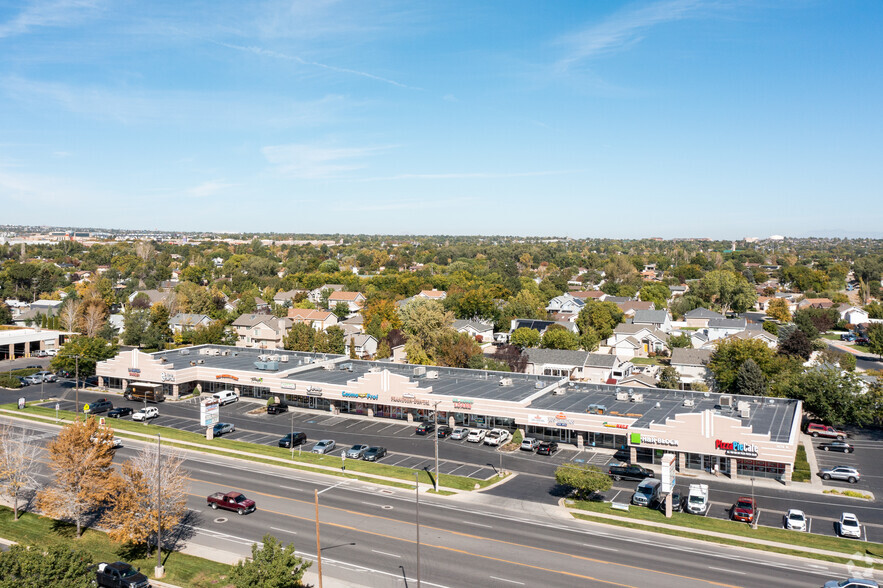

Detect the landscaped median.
xmin=565 ymin=498 xmax=883 ymax=569
xmin=0 ymin=402 xmax=502 ymax=492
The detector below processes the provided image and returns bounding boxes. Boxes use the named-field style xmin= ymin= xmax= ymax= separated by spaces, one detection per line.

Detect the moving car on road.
xmin=536 ymin=440 xmax=558 ymax=455
xmin=823 ymin=579 xmax=878 ymax=588
xmin=363 ymin=446 xmax=387 ymax=462
xmin=807 ymin=423 xmax=847 ymax=439
xmin=731 ymin=497 xmax=756 ymax=523
xmin=820 ymin=441 xmax=854 ymax=453
xmin=312 ymin=439 xmax=336 ymax=454
xmin=838 ymin=513 xmax=862 ymax=538
xmin=451 ymin=426 xmax=470 ymax=440
xmin=346 ymin=444 xmax=370 ymax=459
xmin=108 ymin=407 xmax=134 ymax=419
xmin=207 ymin=491 xmax=256 ymax=515
xmin=784 ymin=509 xmax=807 ymax=531
xmin=278 ymin=432 xmax=307 ymax=448
xmin=820 ymin=466 xmax=860 ymax=483
xmin=466 ymin=429 xmax=487 ymax=443
xmin=212 ymin=422 xmax=235 ymax=436
xmin=132 ymin=407 xmax=159 ymax=422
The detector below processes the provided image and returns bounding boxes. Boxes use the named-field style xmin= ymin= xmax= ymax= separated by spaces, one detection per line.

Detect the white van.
xmin=212 ymin=390 xmax=239 ymax=406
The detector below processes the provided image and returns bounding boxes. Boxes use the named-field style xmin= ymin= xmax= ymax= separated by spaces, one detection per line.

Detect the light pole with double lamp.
xmin=432 ymin=401 xmax=440 ymax=492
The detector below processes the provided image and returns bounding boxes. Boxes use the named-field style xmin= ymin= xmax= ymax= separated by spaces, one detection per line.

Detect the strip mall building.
xmin=97 ymin=344 xmax=802 ymax=482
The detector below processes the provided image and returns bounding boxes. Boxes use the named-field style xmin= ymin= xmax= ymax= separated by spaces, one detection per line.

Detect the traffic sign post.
xmin=340 ymin=450 xmax=347 ymax=472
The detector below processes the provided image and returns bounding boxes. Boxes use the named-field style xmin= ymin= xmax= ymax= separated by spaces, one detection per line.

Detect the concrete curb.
xmin=561 ymin=500 xmax=883 ymax=565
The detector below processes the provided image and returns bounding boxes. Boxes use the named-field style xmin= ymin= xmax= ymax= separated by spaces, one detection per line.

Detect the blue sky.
xmin=1 ymin=0 xmax=881 ymax=238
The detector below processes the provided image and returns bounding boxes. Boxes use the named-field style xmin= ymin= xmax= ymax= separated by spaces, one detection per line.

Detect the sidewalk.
xmin=561 ymin=502 xmax=883 ymax=566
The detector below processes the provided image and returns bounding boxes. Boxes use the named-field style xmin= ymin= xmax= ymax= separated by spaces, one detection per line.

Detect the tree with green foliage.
xmin=766 ymin=298 xmax=792 ymax=322
xmin=695 ymin=270 xmax=757 ymax=314
xmin=707 ymin=338 xmax=781 ymax=394
xmin=436 ymin=330 xmax=483 ymax=368
xmin=230 ymin=534 xmax=311 ymax=588
xmin=554 ymin=464 xmax=612 ymax=499
xmin=0 ymin=543 xmax=94 ymax=588
xmin=778 ymin=328 xmax=813 ymax=360
xmin=794 ymin=366 xmax=876 ymax=426
xmin=865 ymin=301 xmax=883 ymax=319
xmin=0 ymin=302 xmax=12 ymax=325
xmin=510 ymin=327 xmax=540 ymax=348
xmin=668 ymin=333 xmax=692 ymax=349
xmin=735 ymin=358 xmax=766 ymax=396
xmin=399 ymin=298 xmax=453 ymax=355
xmin=762 ymin=321 xmax=779 ymax=336
xmin=639 ymin=283 xmax=671 ymax=309
xmin=541 ymin=326 xmax=580 ymax=350
xmin=49 ymin=336 xmax=118 ymax=380
xmin=793 ymin=307 xmax=838 ymax=339
xmin=331 ymin=301 xmax=351 ymax=320
xmin=657 ymin=366 xmax=680 ymax=389
xmin=284 ymin=323 xmax=316 ymax=352
xmin=868 ymin=323 xmax=883 ymax=359
xmin=121 ymin=309 xmax=149 ymax=346
xmin=575 ymin=300 xmax=624 ymax=340
xmin=315 ymin=325 xmax=346 ymax=355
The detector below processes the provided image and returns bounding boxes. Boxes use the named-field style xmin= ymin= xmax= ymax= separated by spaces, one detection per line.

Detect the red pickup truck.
xmin=207 ymin=491 xmax=256 ymax=515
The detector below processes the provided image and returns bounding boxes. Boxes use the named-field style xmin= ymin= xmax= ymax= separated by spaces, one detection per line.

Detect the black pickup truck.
xmin=95 ymin=561 xmax=151 ymax=588
xmin=607 ymin=463 xmax=655 ymax=481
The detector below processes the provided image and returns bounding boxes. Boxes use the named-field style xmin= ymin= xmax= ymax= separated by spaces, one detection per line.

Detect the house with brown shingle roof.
xmin=328 ymin=291 xmax=366 ymax=313
xmin=287 ymin=308 xmax=339 ymax=331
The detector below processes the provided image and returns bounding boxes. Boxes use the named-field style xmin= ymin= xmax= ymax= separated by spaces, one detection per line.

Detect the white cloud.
xmin=0 ymin=0 xmax=103 ymax=38
xmin=555 ymin=0 xmax=706 ymax=71
xmin=186 ymin=180 xmax=236 ymax=198
xmin=261 ymin=143 xmax=392 ymax=179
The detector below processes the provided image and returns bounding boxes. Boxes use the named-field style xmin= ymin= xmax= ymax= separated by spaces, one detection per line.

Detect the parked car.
xmin=823 ymin=579 xmax=879 ymax=588
xmin=346 ymin=444 xmax=370 ymax=459
xmin=784 ymin=509 xmax=807 ymax=531
xmin=536 ymin=440 xmax=559 ymax=455
xmin=212 ymin=422 xmax=235 ymax=436
xmin=437 ymin=425 xmax=452 ymax=438
xmin=632 ymin=479 xmax=661 ymax=507
xmin=820 ymin=441 xmax=854 ymax=453
xmin=840 ymin=333 xmax=856 ymax=341
xmin=521 ymin=437 xmax=540 ymax=451
xmin=451 ymin=426 xmax=470 ymax=440
xmin=55 ymin=369 xmax=72 ymax=378
xmin=656 ymin=489 xmax=682 ymax=512
xmin=108 ymin=407 xmax=134 ymax=419
xmin=132 ymin=407 xmax=159 ymax=421
xmin=731 ymin=497 xmax=756 ymax=523
xmin=278 ymin=432 xmax=307 ymax=448
xmin=483 ymin=429 xmax=510 ymax=447
xmin=607 ymin=463 xmax=654 ymax=481
xmin=24 ymin=373 xmax=43 ymax=385
xmin=34 ymin=370 xmax=56 ymax=382
xmin=312 ymin=439 xmax=336 ymax=454
xmin=16 ymin=376 xmax=29 ymax=387
xmin=415 ymin=421 xmax=435 ymax=435
xmin=267 ymin=403 xmax=288 ymax=414
xmin=363 ymin=446 xmax=387 ymax=462
xmin=820 ymin=466 xmax=860 ymax=483
xmin=466 ymin=429 xmax=487 ymax=443
xmin=838 ymin=512 xmax=862 ymax=539
xmin=212 ymin=390 xmax=238 ymax=406
xmin=685 ymin=484 xmax=709 ymax=515
xmin=95 ymin=561 xmax=151 ymax=588
xmin=855 ymin=336 xmax=869 ymax=345
xmin=91 ymin=435 xmax=123 ymax=449
xmin=45 ymin=348 xmax=57 ymax=356
xmin=207 ymin=491 xmax=256 ymax=515
xmin=84 ymin=399 xmax=113 ymax=414
xmin=32 ymin=350 xmax=48 ymax=358
xmin=24 ymin=364 xmax=40 ymax=370
xmin=807 ymin=423 xmax=847 ymax=439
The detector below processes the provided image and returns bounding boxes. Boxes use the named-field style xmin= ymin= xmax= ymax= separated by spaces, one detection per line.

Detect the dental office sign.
xmin=715 ymin=439 xmax=759 ymax=458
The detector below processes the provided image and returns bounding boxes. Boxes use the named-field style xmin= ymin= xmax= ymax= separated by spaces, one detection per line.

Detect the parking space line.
xmin=344 ymin=420 xmax=363 ymax=429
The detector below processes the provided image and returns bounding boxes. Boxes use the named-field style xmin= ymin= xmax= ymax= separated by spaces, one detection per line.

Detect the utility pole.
xmin=433 ymin=401 xmax=440 ymax=492
xmin=155 ymin=433 xmax=164 ymax=578
xmin=290 ymin=410 xmax=295 ymax=460
xmin=751 ymin=477 xmax=757 ymax=530
xmin=314 ymin=489 xmax=323 ymax=588
xmin=415 ymin=472 xmax=422 ymax=588
xmin=72 ymin=354 xmax=81 ymax=414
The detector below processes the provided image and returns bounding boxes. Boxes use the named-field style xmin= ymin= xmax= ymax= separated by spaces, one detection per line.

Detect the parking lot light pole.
xmin=415 ymin=472 xmax=422 ymax=588
xmin=72 ymin=355 xmax=81 ymax=414
xmin=290 ymin=410 xmax=295 ymax=460
xmin=433 ymin=401 xmax=440 ymax=492
xmin=751 ymin=477 xmax=757 ymax=529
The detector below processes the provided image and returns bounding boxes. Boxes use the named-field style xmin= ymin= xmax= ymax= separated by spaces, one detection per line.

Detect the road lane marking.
xmin=707 ymin=567 xmax=745 ymax=575
xmin=462 ymin=521 xmax=493 ymax=528
xmin=490 ymin=577 xmax=524 ymax=585
xmin=370 ymin=549 xmax=401 ymax=558
xmin=317 ymin=480 xmax=347 ymax=495
xmin=269 ymin=526 xmax=297 ymax=534
xmin=582 ymin=543 xmax=618 ymax=552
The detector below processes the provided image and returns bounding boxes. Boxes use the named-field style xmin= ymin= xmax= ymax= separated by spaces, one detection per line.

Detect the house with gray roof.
xmin=344 ymin=334 xmax=379 ymax=359
xmin=273 ymin=289 xmax=308 ymax=306
xmin=670 ymin=348 xmax=712 ymax=388
xmin=308 ymin=284 xmax=345 ymax=305
xmin=705 ymin=317 xmax=748 ymax=341
xmin=524 ymin=349 xmax=633 ymax=384
xmin=684 ymin=307 xmax=724 ymax=328
xmin=231 ymin=314 xmax=292 ymax=350
xmin=169 ymin=313 xmax=213 ymax=333
xmin=545 ymin=295 xmax=585 ymax=315
xmin=608 ymin=324 xmax=669 ymax=359
xmin=453 ymin=320 xmax=494 ymax=343
xmin=510 ymin=318 xmax=579 ymax=335
xmin=632 ymin=309 xmax=672 ymax=333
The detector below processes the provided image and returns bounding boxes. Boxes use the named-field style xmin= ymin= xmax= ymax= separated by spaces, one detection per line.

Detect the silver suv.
xmin=820 ymin=466 xmax=860 ymax=483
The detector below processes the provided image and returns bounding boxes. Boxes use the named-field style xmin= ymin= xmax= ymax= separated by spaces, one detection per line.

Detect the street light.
xmin=70 ymin=354 xmax=81 ymax=414
xmin=155 ymin=433 xmax=164 ymax=578
xmin=751 ymin=477 xmax=757 ymax=529
xmin=415 ymin=472 xmax=422 ymax=588
xmin=432 ymin=401 xmax=440 ymax=492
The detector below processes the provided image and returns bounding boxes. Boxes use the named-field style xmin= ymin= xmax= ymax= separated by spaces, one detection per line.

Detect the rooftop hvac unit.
xmin=254 ymin=360 xmax=279 ymax=371
xmin=616 ymin=391 xmax=630 ymax=401
xmin=499 ymin=377 xmax=513 ymax=386
xmin=587 ymin=404 xmax=606 ymax=415
xmin=413 ymin=366 xmax=426 ymax=377
xmin=180 ymin=349 xmax=190 ymax=355
xmin=553 ymin=388 xmax=566 ymax=395
xmin=209 ymin=349 xmax=219 ymax=356
xmin=535 ymin=381 xmax=545 ymax=389
xmin=258 ymin=355 xmax=268 ymax=362
xmin=339 ymin=363 xmax=353 ymax=371
xmin=683 ymin=398 xmax=695 ymax=407
xmin=324 ymin=364 xmax=335 ymax=371
xmin=197 ymin=359 xmax=205 ymax=364
xmin=630 ymin=393 xmax=643 ymax=403
xmin=280 ymin=355 xmax=289 ymax=362
xmin=720 ymin=395 xmax=733 ymax=408
xmin=426 ymin=371 xmax=439 ymax=379
xmin=736 ymin=401 xmax=750 ymax=412
xmin=368 ymin=367 xmax=382 ymax=373
xmin=740 ymin=407 xmax=751 ymax=418
xmin=221 ymin=350 xmax=230 ymax=356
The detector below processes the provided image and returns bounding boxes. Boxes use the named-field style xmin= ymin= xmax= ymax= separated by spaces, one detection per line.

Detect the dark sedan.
xmin=820 ymin=441 xmax=854 ymax=453
xmin=415 ymin=421 xmax=435 ymax=435
xmin=363 ymin=446 xmax=387 ymax=462
xmin=213 ymin=422 xmax=235 ymax=437
xmin=536 ymin=441 xmax=558 ymax=455
xmin=437 ymin=425 xmax=452 ymax=438
xmin=107 ymin=407 xmax=134 ymax=418
xmin=278 ymin=432 xmax=307 ymax=448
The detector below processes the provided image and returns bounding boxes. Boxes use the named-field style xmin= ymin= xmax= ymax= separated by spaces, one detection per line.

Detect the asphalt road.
xmin=2 ymin=417 xmax=862 ymax=588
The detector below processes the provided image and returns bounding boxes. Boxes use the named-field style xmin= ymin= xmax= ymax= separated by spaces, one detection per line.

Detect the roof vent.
xmin=280 ymin=355 xmax=289 ymax=362
xmin=631 ymin=393 xmax=643 ymax=403
xmin=180 ymin=349 xmax=190 ymax=355
xmin=616 ymin=391 xmax=630 ymax=401
xmin=553 ymin=388 xmax=566 ymax=395
xmin=413 ymin=366 xmax=426 ymax=377
xmin=426 ymin=370 xmax=438 ymax=379
xmin=655 ymin=401 xmax=661 ymax=408
xmin=499 ymin=377 xmax=513 ymax=387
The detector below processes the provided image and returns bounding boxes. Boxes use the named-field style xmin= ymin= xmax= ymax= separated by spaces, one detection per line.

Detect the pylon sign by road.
xmin=661 ymin=453 xmax=676 ymax=493
xmin=200 ymin=399 xmax=219 ymax=427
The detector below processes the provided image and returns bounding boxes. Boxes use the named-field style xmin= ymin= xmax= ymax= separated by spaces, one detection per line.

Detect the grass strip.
xmin=0 ymin=506 xmax=232 ymax=587
xmin=3 ymin=403 xmax=496 ymax=491
xmin=568 ymin=499 xmax=883 ymax=560
xmin=792 ymin=444 xmax=811 ymax=482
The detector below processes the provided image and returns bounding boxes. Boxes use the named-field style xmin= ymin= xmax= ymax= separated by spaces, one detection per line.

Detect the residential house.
xmin=253 ymin=297 xmax=270 ymax=312
xmin=617 ymin=373 xmax=658 ymax=388
xmin=567 ymin=291 xmax=607 ymax=302
xmin=308 ymin=284 xmax=345 ymax=305
xmin=287 ymin=308 xmax=339 ymax=331
xmin=510 ymin=318 xmax=579 ymax=336
xmin=416 ymin=289 xmax=447 ymax=301
xmin=704 ymin=318 xmax=748 ymax=342
xmin=837 ymin=304 xmax=869 ymax=325
xmin=328 ymin=291 xmax=366 ymax=313
xmin=604 ymin=296 xmax=632 ymax=305
xmin=523 ymin=349 xmax=633 ymax=384
xmin=797 ymin=297 xmax=834 ymax=310
xmin=713 ymin=328 xmax=778 ymax=350
xmin=127 ymin=289 xmax=174 ymax=308
xmin=344 ymin=334 xmax=379 ymax=359
xmin=668 ymin=285 xmax=688 ymax=298
xmin=231 ymin=314 xmax=292 ymax=349
xmin=584 ymin=353 xmax=634 ymax=384
xmin=453 ymin=319 xmax=494 ymax=343
xmin=169 ymin=313 xmax=213 ymax=334
xmin=619 ymin=300 xmax=655 ymax=318
xmin=273 ymin=289 xmax=308 ymax=306
xmin=608 ymin=324 xmax=670 ymax=359
xmin=632 ymin=309 xmax=672 ymax=333
xmin=683 ymin=307 xmax=724 ymax=328
xmin=545 ymin=295 xmax=585 ymax=315
xmin=670 ymin=348 xmax=712 ymax=388
xmin=339 ymin=314 xmax=365 ymax=333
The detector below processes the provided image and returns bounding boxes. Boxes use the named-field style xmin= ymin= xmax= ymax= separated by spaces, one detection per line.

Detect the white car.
xmin=312 ymin=439 xmax=336 ymax=454
xmin=132 ymin=407 xmax=159 ymax=421
xmin=451 ymin=426 xmax=470 ymax=440
xmin=521 ymin=437 xmax=540 ymax=451
xmin=466 ymin=429 xmax=487 ymax=443
xmin=483 ymin=429 xmax=510 ymax=447
xmin=784 ymin=509 xmax=807 ymax=531
xmin=839 ymin=513 xmax=862 ymax=538
xmin=90 ymin=435 xmax=122 ymax=449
